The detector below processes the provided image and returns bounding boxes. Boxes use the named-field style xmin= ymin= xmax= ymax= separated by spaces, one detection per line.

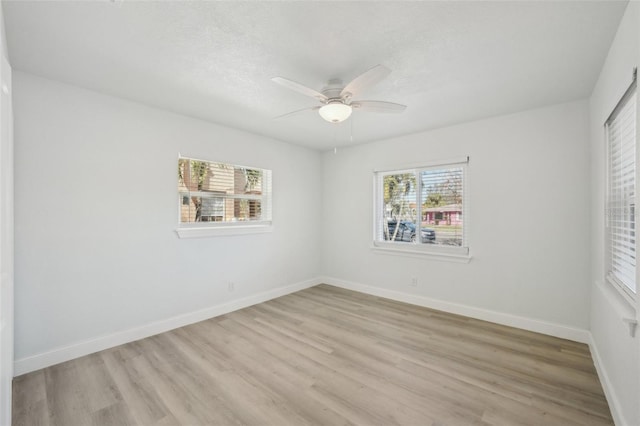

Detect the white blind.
xmin=607 ymin=84 xmax=637 ymax=295
xmin=421 ymin=166 xmax=465 ymax=246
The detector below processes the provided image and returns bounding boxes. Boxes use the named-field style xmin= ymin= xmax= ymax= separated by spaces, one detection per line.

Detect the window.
xmin=606 ymin=75 xmax=637 ymax=298
xmin=374 ymin=157 xmax=469 ymax=258
xmin=177 ymin=156 xmax=272 ymax=237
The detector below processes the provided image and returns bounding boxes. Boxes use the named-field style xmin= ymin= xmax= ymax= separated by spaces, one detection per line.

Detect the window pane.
xmin=374 ymin=161 xmax=468 ymax=253
xmin=233 ymin=199 xmax=262 ymax=221
xmin=178 ymin=158 xmax=271 ymax=225
xmin=421 ymin=167 xmax=463 ymax=246
xmin=179 ymin=195 xmax=225 ymax=223
xmin=382 ymin=172 xmax=417 ymax=243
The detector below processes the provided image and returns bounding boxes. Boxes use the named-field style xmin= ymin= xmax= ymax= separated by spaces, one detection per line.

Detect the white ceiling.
xmin=3 ymin=1 xmax=628 ymax=150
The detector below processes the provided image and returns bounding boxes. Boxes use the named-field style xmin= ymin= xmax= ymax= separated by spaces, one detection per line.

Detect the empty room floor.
xmin=12 ymin=284 xmax=612 ymax=425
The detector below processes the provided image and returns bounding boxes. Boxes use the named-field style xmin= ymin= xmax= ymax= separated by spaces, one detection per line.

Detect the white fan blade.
xmin=340 ymin=65 xmax=391 ymax=98
xmin=273 ymin=105 xmax=321 ymax=120
xmin=351 ymin=100 xmax=406 ymax=113
xmin=271 ymin=77 xmax=328 ymax=102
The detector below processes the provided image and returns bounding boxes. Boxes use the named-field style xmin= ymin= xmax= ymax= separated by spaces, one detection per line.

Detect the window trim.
xmin=176 ymin=155 xmax=273 ymax=238
xmin=370 ymin=244 xmax=471 ymax=263
xmin=372 ymin=157 xmax=470 ymax=260
xmin=175 ymin=224 xmax=273 ymax=239
xmin=606 ymin=274 xmax=636 ymax=307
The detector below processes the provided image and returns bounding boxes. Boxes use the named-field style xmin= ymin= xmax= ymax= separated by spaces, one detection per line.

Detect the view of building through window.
xmin=178 ymin=157 xmax=272 ymax=225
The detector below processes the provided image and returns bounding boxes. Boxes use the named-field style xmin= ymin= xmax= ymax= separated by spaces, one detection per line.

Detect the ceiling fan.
xmin=272 ymin=64 xmax=407 ymax=123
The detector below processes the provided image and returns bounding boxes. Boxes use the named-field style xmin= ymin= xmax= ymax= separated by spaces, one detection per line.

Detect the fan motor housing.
xmin=322 ymin=79 xmax=347 ymax=102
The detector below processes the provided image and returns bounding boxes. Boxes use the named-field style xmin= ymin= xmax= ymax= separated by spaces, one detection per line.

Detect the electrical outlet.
xmin=410 ymin=277 xmax=418 ymax=287
xmin=228 ymin=282 xmax=235 ymax=292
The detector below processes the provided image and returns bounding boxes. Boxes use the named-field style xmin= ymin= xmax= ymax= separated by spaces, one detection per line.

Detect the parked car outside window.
xmin=386 ymin=220 xmax=435 ymax=243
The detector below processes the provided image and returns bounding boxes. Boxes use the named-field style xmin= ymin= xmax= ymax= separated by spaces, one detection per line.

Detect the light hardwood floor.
xmin=13 ymin=284 xmax=613 ymax=426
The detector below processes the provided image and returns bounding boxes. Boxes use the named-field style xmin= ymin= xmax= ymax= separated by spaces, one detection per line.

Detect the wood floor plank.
xmin=43 ymin=360 xmax=95 ymax=426
xmin=13 ymin=284 xmax=613 ymax=425
xmin=100 ymin=348 xmax=179 ymax=426
xmin=11 ymin=371 xmax=49 ymax=426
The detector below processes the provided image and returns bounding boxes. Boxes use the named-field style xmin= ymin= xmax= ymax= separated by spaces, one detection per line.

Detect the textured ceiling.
xmin=3 ymin=1 xmax=628 ymax=150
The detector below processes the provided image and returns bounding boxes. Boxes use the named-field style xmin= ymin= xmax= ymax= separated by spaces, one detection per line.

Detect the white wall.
xmin=0 ymin=2 xmax=13 ymax=424
xmin=589 ymin=2 xmax=640 ymax=425
xmin=0 ymin=61 xmax=12 ymax=426
xmin=12 ymin=72 xmax=322 ymax=369
xmin=0 ymin=0 xmax=14 ymax=425
xmin=321 ymin=100 xmax=591 ymax=335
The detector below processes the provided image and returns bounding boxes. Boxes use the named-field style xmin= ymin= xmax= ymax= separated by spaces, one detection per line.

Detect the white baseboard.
xmin=319 ymin=276 xmax=590 ymax=344
xmin=14 ymin=275 xmax=593 ymax=376
xmin=14 ymin=278 xmax=321 ymax=376
xmin=588 ymin=334 xmax=626 ymax=426
xmin=15 ymin=275 xmax=624 ymax=424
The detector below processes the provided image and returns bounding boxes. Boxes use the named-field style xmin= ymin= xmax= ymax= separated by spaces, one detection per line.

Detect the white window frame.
xmin=372 ymin=157 xmax=470 ymax=262
xmin=176 ymin=155 xmax=273 ymax=239
xmin=605 ymin=74 xmax=637 ymax=302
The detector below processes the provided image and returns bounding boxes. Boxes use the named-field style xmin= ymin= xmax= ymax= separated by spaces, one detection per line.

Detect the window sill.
xmin=371 ymin=243 xmax=471 ymax=263
xmin=176 ymin=224 xmax=273 ymax=239
xmin=605 ymin=274 xmax=636 ymax=308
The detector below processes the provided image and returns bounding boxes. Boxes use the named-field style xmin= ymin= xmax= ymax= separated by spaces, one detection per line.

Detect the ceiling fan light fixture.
xmin=319 ymin=102 xmax=352 ymax=123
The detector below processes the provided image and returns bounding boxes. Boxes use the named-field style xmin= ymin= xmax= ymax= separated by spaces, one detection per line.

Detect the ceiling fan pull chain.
xmin=350 ymin=115 xmax=354 ymax=143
